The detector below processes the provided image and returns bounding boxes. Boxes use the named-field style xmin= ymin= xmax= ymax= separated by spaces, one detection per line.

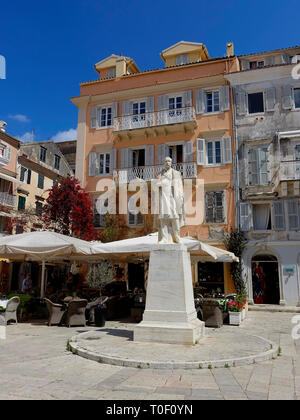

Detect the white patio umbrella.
xmin=91 ymin=233 xmax=239 ymax=263
xmin=0 ymin=231 xmax=94 ymax=297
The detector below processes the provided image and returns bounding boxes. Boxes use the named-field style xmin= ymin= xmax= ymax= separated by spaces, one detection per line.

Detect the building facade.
xmin=226 ymin=46 xmax=300 ymax=306
xmin=16 ymin=141 xmax=73 ymax=232
xmin=71 ymin=41 xmax=240 ymax=294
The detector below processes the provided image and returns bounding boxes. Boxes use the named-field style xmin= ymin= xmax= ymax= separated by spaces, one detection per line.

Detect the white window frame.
xmin=252 ymin=202 xmax=272 ymax=232
xmin=132 ymin=100 xmax=146 ymax=123
xmin=99 ymin=152 xmax=111 ymax=176
xmin=92 ymin=103 xmax=114 ymax=130
xmin=247 ymin=90 xmax=265 ymax=115
xmin=205 ymin=89 xmax=220 ymax=114
xmin=168 ymin=94 xmax=183 ymax=117
xmin=206 ymin=140 xmax=222 ymax=166
xmin=107 ymin=67 xmax=116 ymax=79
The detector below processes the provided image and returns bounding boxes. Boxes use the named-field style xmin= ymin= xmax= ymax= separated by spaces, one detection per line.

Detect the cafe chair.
xmin=65 ymin=299 xmax=88 ymax=327
xmin=5 ymin=296 xmax=20 ymax=324
xmin=44 ymin=298 xmax=65 ymax=326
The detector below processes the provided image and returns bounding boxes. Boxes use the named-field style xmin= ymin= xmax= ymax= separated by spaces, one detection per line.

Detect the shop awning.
xmin=91 ymin=233 xmax=239 ymax=263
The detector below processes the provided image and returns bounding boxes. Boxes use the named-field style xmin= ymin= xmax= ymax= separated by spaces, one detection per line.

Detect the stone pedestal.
xmin=134 ymin=244 xmax=205 ymax=345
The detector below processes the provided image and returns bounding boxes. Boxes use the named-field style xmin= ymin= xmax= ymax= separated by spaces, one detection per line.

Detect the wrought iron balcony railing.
xmin=114 ymin=107 xmax=196 ymax=132
xmin=116 ymin=162 xmax=197 ymax=184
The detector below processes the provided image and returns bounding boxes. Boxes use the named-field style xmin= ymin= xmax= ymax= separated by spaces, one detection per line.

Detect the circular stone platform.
xmin=68 ymin=324 xmax=278 ymax=369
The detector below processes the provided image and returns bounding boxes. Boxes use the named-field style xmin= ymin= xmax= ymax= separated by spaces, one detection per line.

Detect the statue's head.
xmin=164 ymin=156 xmax=172 ymax=169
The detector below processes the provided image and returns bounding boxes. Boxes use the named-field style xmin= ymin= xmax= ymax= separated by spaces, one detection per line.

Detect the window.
xmin=128 ymin=211 xmax=144 ymax=226
xmin=273 ymin=201 xmax=285 ymax=231
xmin=35 ymin=201 xmax=43 ymax=216
xmin=54 ymin=154 xmax=61 ymax=170
xmin=20 ymin=167 xmax=31 ymax=184
xmin=248 ymin=92 xmax=264 ymax=114
xmin=107 ymin=67 xmax=116 ymax=79
xmin=205 ymin=191 xmax=225 ymax=224
xmin=253 ymin=204 xmax=271 ymax=231
xmin=207 ymin=141 xmax=222 ymax=165
xmin=168 ymin=96 xmax=182 ymax=117
xmin=100 ymin=106 xmax=112 ymax=127
xmin=132 ymin=149 xmax=145 ymax=167
xmin=53 ymin=180 xmax=58 ymax=187
xmin=248 ymin=147 xmax=269 ymax=185
xmin=38 ymin=174 xmax=44 ymax=189
xmin=294 ymin=88 xmax=300 ymax=109
xmin=132 ymin=101 xmax=146 ymax=123
xmin=99 ymin=153 xmax=111 ymax=175
xmin=18 ymin=196 xmax=26 ymax=211
xmin=250 ymin=61 xmax=264 ymax=69
xmin=40 ymin=146 xmax=47 ymax=163
xmin=176 ymin=54 xmax=189 ymax=66
xmin=94 ymin=199 xmax=106 ymax=228
xmin=206 ymin=91 xmax=220 ymax=113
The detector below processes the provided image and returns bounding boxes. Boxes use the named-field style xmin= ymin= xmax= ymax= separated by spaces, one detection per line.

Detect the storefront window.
xmin=197 ymin=262 xmax=224 ymax=296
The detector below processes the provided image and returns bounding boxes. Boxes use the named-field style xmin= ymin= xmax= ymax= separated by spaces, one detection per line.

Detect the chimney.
xmin=0 ymin=121 xmax=7 ymax=132
xmin=226 ymin=42 xmax=234 ymax=57
xmin=116 ymin=56 xmax=127 ymax=77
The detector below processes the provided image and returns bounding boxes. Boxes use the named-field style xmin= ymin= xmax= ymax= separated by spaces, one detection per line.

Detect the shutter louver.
xmin=89 ymin=152 xmax=97 ymax=176
xmin=265 ymin=87 xmax=276 ymax=111
xmin=195 ymin=89 xmax=205 ymax=114
xmin=183 ymin=90 xmax=192 ymax=108
xmin=287 ymin=200 xmax=300 ymax=230
xmin=240 ymin=202 xmax=251 ymax=231
xmin=265 ymin=56 xmax=275 ymax=66
xmin=282 ymin=86 xmax=293 ymax=110
xmin=196 ymin=139 xmax=205 ymax=165
xmin=273 ymin=201 xmax=285 ymax=231
xmin=221 ymin=86 xmax=230 ymax=111
xmin=91 ymin=107 xmax=98 ymax=129
xmin=236 ymin=89 xmax=247 ymax=115
xmin=183 ymin=141 xmax=194 ymax=163
xmin=241 ymin=60 xmax=250 ymax=70
xmin=222 ymin=137 xmax=232 ymax=164
xmin=145 ymin=145 xmax=154 ymax=166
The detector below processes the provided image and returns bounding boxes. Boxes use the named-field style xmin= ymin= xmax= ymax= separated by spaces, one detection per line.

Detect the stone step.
xmin=249 ymin=304 xmax=300 ymax=313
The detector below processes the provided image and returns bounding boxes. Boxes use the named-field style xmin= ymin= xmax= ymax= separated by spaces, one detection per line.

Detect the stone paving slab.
xmin=0 ymin=312 xmax=299 ymax=400
xmin=69 ymin=324 xmax=278 ymax=369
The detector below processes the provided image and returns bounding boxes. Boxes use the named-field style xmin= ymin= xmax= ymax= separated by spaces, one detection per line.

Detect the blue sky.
xmin=0 ymin=0 xmax=299 ymax=143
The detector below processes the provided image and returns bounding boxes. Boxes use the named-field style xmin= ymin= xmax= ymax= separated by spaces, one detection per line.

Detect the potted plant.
xmin=236 ymin=294 xmax=247 ymax=321
xmin=228 ymin=301 xmax=244 ymax=325
xmin=94 ymin=300 xmax=107 ymax=327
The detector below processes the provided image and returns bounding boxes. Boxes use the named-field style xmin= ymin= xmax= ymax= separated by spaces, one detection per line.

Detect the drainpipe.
xmin=232 ymin=86 xmax=240 ymax=230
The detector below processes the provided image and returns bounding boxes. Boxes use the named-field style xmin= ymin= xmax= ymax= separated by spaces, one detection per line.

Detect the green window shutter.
xmin=18 ymin=196 xmax=26 ymax=211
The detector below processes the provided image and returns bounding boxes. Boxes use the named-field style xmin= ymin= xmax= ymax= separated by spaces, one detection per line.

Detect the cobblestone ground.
xmin=0 ymin=311 xmax=299 ymax=400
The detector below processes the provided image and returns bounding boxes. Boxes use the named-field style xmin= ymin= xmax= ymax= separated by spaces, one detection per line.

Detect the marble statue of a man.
xmin=154 ymin=157 xmax=185 ymax=244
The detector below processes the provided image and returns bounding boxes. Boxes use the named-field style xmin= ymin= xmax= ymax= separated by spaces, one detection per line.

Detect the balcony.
xmin=114 ymin=107 xmax=197 ymax=140
xmin=115 ymin=162 xmax=197 ymax=184
xmin=280 ymin=161 xmax=300 ymax=181
xmin=0 ymin=192 xmax=16 ymax=207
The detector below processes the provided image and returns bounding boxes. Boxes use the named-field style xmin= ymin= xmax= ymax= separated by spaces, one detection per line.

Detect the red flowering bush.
xmin=43 ymin=176 xmax=97 ymax=241
xmin=228 ymin=301 xmax=244 ymax=313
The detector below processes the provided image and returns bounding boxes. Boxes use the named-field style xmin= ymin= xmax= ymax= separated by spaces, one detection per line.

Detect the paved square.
xmin=0 ymin=311 xmax=299 ymax=400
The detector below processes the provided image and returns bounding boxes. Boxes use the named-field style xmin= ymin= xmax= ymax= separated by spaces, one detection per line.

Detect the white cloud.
xmin=17 ymin=132 xmax=34 ymax=143
xmin=51 ymin=128 xmax=77 ymax=142
xmin=8 ymin=114 xmax=30 ymax=123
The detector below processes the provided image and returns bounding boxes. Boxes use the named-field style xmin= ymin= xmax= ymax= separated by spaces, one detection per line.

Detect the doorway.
xmin=251 ymin=255 xmax=280 ymax=304
xmin=128 ymin=263 xmax=145 ymax=292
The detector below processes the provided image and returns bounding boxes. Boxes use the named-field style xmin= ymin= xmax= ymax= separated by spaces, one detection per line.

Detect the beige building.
xmin=16 ymin=141 xmax=73 ymax=232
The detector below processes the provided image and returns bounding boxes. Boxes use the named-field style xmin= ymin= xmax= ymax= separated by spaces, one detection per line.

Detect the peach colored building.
xmin=71 ymin=41 xmax=240 ymax=294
